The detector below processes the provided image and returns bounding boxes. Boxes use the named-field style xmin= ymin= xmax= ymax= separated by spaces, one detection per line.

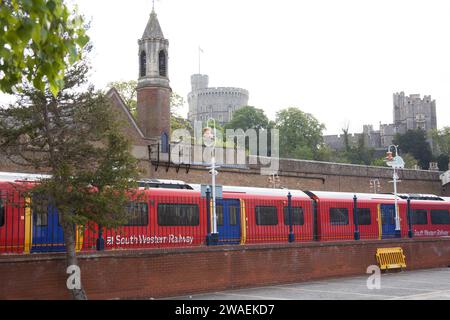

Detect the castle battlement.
xmin=188 ymin=74 xmax=249 ymax=124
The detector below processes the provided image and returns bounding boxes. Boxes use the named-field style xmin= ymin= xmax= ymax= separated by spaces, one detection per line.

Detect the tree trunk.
xmin=63 ymin=221 xmax=88 ymax=300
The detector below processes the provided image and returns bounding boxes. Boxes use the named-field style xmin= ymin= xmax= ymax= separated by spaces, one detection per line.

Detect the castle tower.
xmin=137 ymin=8 xmax=171 ymax=148
xmin=187 ymin=74 xmax=249 ymax=125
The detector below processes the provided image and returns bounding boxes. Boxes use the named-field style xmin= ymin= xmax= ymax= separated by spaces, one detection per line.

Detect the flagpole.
xmin=198 ymin=46 xmax=201 ymax=74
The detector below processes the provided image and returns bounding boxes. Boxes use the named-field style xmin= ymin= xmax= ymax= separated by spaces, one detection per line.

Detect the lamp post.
xmin=204 ymin=120 xmax=219 ymax=243
xmin=385 ymin=145 xmax=404 ymax=237
xmin=369 ymin=178 xmax=381 ymax=194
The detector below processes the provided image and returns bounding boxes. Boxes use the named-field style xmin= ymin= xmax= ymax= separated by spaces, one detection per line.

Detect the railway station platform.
xmin=168 ymin=267 xmax=450 ymax=300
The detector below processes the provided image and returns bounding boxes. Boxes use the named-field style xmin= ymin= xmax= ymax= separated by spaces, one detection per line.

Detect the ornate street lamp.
xmin=204 ymin=119 xmax=219 ymax=242
xmin=385 ymin=145 xmax=405 ymax=237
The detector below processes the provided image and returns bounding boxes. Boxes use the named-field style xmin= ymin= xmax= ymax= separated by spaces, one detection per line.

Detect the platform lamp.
xmin=385 ymin=145 xmax=405 ymax=238
xmin=204 ymin=120 xmax=219 ymax=244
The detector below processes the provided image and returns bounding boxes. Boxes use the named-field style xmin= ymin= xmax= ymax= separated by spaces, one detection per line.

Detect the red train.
xmin=1 ymin=173 xmax=450 ymax=254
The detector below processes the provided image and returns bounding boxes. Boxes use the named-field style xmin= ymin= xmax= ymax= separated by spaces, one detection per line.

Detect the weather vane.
xmin=152 ymin=0 xmax=158 ymax=11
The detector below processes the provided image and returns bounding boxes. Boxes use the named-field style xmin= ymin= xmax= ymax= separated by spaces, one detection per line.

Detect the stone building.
xmin=187 ymin=74 xmax=249 ymax=125
xmin=324 ymin=92 xmax=438 ymax=152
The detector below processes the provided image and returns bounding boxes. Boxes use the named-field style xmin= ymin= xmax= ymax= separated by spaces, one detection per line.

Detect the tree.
xmin=224 ymin=106 xmax=273 ymax=154
xmin=0 ymin=0 xmax=89 ymax=95
xmin=431 ymin=127 xmax=450 ymax=171
xmin=107 ymin=80 xmax=137 ymax=115
xmin=275 ymin=107 xmax=326 ymax=160
xmin=0 ymin=59 xmax=141 ymax=300
xmin=225 ymin=106 xmax=270 ymax=131
xmin=431 ymin=127 xmax=450 ymax=155
xmin=436 ymin=153 xmax=449 ymax=171
xmin=171 ymin=116 xmax=193 ymax=135
xmin=342 ymin=135 xmax=375 ymax=165
xmin=393 ymin=129 xmax=433 ymax=169
xmin=170 ymin=92 xmax=185 ymax=117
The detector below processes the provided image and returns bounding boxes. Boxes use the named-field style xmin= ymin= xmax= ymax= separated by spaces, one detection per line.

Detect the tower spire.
xmin=137 ymin=3 xmax=171 ymax=141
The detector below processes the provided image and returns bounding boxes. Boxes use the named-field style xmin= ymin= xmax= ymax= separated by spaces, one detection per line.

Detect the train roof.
xmin=305 ymin=191 xmax=399 ymax=201
xmin=307 ymin=191 xmax=447 ymax=202
xmin=138 ymin=179 xmax=193 ymax=190
xmin=189 ymin=184 xmax=310 ymax=198
xmin=0 ymin=172 xmax=51 ymax=182
xmin=395 ymin=193 xmax=444 ymax=201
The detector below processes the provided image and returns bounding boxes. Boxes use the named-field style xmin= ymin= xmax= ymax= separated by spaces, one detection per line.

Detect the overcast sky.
xmin=7 ymin=0 xmax=450 ymax=135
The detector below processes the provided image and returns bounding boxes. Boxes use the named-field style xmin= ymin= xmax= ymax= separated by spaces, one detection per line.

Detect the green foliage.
xmin=393 ymin=129 xmax=433 ymax=169
xmin=371 ymin=157 xmax=388 ymax=167
xmin=170 ymin=92 xmax=185 ymax=117
xmin=225 ymin=106 xmax=271 ymax=131
xmin=0 ymin=0 xmax=89 ymax=96
xmin=431 ymin=127 xmax=450 ymax=170
xmin=342 ymin=135 xmax=375 ymax=165
xmin=431 ymin=127 xmax=450 ymax=155
xmin=171 ymin=116 xmax=193 ymax=135
xmin=107 ymin=80 xmax=137 ymax=116
xmin=436 ymin=153 xmax=449 ymax=171
xmin=0 ymin=56 xmax=141 ymax=244
xmin=401 ymin=153 xmax=419 ymax=169
xmin=275 ymin=107 xmax=326 ymax=160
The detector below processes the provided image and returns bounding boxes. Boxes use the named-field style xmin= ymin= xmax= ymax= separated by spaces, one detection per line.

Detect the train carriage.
xmin=1 ymin=172 xmax=450 ymax=255
xmin=240 ymin=193 xmax=314 ymax=244
xmin=0 ymin=181 xmax=27 ymax=254
xmin=307 ymin=191 xmax=410 ymax=241
xmin=406 ymin=198 xmax=450 ymax=238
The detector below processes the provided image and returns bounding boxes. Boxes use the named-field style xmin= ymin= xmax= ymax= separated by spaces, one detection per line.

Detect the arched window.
xmin=161 ymin=132 xmax=169 ymax=153
xmin=140 ymin=51 xmax=146 ymax=77
xmin=159 ymin=50 xmax=167 ymax=77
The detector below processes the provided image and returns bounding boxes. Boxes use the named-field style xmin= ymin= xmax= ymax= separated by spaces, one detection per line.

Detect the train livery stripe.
xmin=240 ymin=200 xmax=246 ymax=245
xmin=377 ymin=204 xmax=382 ymax=240
xmin=75 ymin=225 xmax=83 ymax=253
xmin=24 ymin=197 xmax=31 ymax=254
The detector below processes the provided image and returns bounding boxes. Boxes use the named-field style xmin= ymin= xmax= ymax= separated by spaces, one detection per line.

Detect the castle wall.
xmin=188 ymin=74 xmax=249 ymax=124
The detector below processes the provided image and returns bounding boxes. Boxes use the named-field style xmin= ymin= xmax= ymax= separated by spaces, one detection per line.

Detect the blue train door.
xmin=216 ymin=199 xmax=241 ymax=244
xmin=31 ymin=197 xmax=65 ymax=253
xmin=380 ymin=204 xmax=397 ymax=239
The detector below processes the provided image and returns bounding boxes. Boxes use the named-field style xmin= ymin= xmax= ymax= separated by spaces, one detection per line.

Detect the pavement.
xmin=167 ymin=267 xmax=450 ymax=300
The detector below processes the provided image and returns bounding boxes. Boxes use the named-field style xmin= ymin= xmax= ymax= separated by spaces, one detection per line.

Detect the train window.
xmin=229 ymin=206 xmax=239 ymax=226
xmin=283 ymin=207 xmax=304 ymax=225
xmin=124 ymin=202 xmax=149 ymax=226
xmin=430 ymin=210 xmax=450 ymax=225
xmin=357 ymin=208 xmax=371 ymax=225
xmin=329 ymin=208 xmax=349 ymax=226
xmin=216 ymin=205 xmax=224 ymax=226
xmin=0 ymin=199 xmax=4 ymax=227
xmin=32 ymin=198 xmax=48 ymax=227
xmin=411 ymin=209 xmax=428 ymax=225
xmin=157 ymin=203 xmax=199 ymax=226
xmin=255 ymin=206 xmax=278 ymax=226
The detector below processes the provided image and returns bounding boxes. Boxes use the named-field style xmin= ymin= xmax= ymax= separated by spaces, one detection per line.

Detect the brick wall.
xmin=1 ymin=238 xmax=449 ymax=300
xmin=137 ymin=86 xmax=171 ymax=139
xmin=142 ymin=158 xmax=448 ymax=196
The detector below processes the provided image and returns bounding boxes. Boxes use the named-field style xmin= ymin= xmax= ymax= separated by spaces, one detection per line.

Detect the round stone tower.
xmin=187 ymin=74 xmax=249 ymax=125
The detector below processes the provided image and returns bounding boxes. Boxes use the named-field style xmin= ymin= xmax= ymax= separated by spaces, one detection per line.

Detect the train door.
xmin=216 ymin=199 xmax=241 ymax=244
xmin=31 ymin=197 xmax=65 ymax=252
xmin=380 ymin=204 xmax=397 ymax=239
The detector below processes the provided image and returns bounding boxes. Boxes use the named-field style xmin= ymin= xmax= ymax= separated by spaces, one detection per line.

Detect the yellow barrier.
xmin=376 ymin=247 xmax=406 ymax=270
